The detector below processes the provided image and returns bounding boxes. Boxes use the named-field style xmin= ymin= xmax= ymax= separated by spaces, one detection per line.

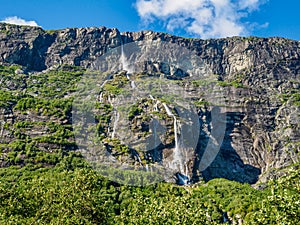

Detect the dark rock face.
xmin=0 ymin=23 xmax=122 ymax=70
xmin=0 ymin=23 xmax=299 ymax=184
xmin=1 ymin=23 xmax=299 ymax=75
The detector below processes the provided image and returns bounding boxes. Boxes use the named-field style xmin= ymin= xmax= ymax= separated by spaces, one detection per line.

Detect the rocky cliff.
xmin=0 ymin=23 xmax=299 ymax=185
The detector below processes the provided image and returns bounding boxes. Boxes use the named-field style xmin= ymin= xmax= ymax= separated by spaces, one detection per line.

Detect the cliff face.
xmin=0 ymin=23 xmax=299 ymax=184
xmin=1 ymin=23 xmax=299 ymax=75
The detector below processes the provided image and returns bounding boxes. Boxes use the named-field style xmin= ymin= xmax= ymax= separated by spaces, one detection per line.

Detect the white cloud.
xmin=135 ymin=0 xmax=268 ymax=39
xmin=238 ymin=0 xmax=262 ymax=11
xmin=1 ymin=16 xmax=39 ymax=27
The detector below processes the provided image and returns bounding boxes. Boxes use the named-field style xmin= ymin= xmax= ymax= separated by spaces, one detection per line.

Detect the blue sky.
xmin=0 ymin=0 xmax=299 ymax=40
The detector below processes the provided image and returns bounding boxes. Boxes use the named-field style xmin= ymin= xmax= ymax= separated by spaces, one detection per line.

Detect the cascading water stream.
xmin=135 ymin=152 xmax=143 ymax=165
xmin=121 ymin=44 xmax=136 ymax=88
xmin=145 ymin=164 xmax=149 ymax=172
xmin=126 ymin=74 xmax=136 ymax=89
xmin=0 ymin=122 xmax=4 ymax=139
xmin=149 ymin=95 xmax=159 ymax=111
xmin=111 ymin=111 xmax=120 ymax=139
xmin=131 ymin=80 xmax=136 ymax=89
xmin=162 ymin=103 xmax=174 ymax=117
xmin=162 ymin=103 xmax=182 ymax=171
xmin=149 ymin=95 xmax=155 ymax=100
xmin=162 ymin=103 xmax=190 ymax=185
xmin=121 ymin=43 xmax=133 ymax=73
xmin=99 ymin=79 xmax=110 ymax=103
xmin=99 ymin=92 xmax=103 ymax=103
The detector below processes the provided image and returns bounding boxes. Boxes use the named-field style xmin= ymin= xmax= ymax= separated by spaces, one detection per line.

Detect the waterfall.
xmin=176 ymin=173 xmax=190 ymax=185
xmin=120 ymin=43 xmax=132 ymax=73
xmin=144 ymin=98 xmax=190 ymax=185
xmin=126 ymin=73 xmax=136 ymax=89
xmin=136 ymin=153 xmax=142 ymax=164
xmin=173 ymin=117 xmax=179 ymax=153
xmin=162 ymin=103 xmax=184 ymax=174
xmin=121 ymin=43 xmax=135 ymax=88
xmin=154 ymin=102 xmax=159 ymax=112
xmin=137 ymin=155 xmax=142 ymax=164
xmin=99 ymin=78 xmax=110 ymax=103
xmin=108 ymin=94 xmax=114 ymax=105
xmin=99 ymin=92 xmax=103 ymax=103
xmin=0 ymin=122 xmax=4 ymax=139
xmin=149 ymin=95 xmax=159 ymax=111
xmin=131 ymin=80 xmax=136 ymax=89
xmin=185 ymin=163 xmax=189 ymax=178
xmin=153 ymin=119 xmax=158 ymax=149
xmin=111 ymin=111 xmax=120 ymax=139
xmin=162 ymin=103 xmax=174 ymax=117
xmin=101 ymin=80 xmax=108 ymax=88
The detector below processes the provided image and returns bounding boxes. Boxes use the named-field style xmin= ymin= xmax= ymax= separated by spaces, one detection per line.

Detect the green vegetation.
xmin=191 ymin=78 xmax=216 ymax=87
xmin=0 ymin=66 xmax=80 ymax=166
xmin=103 ymin=83 xmax=123 ymax=95
xmin=27 ymin=65 xmax=84 ymax=98
xmin=194 ymin=99 xmax=210 ymax=107
xmin=0 ymin=65 xmax=21 ymax=73
xmin=217 ymin=80 xmax=244 ymax=88
xmin=102 ymin=72 xmax=128 ymax=95
xmin=0 ymin=157 xmax=299 ymax=224
xmin=216 ymin=73 xmax=246 ymax=88
xmin=14 ymin=97 xmax=73 ymax=119
xmin=45 ymin=29 xmax=57 ymax=35
xmin=0 ymin=65 xmax=299 ymax=224
xmin=0 ymin=28 xmax=11 ymax=35
xmin=128 ymin=104 xmax=143 ymax=120
xmin=243 ymin=36 xmax=261 ymax=42
xmin=280 ymin=92 xmax=300 ymax=107
xmin=0 ymin=90 xmax=18 ymax=107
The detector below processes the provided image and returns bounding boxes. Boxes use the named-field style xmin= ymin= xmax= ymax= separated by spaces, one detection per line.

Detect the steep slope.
xmin=0 ymin=23 xmax=299 ymax=185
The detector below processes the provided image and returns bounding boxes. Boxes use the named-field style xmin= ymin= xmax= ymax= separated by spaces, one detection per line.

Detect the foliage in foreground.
xmin=0 ymin=155 xmax=299 ymax=225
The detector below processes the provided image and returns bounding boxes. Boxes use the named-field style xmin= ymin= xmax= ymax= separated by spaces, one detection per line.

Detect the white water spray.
xmin=99 ymin=79 xmax=110 ymax=103
xmin=131 ymin=80 xmax=136 ymax=89
xmin=99 ymin=92 xmax=103 ymax=103
xmin=0 ymin=121 xmax=4 ymax=139
xmin=149 ymin=95 xmax=159 ymax=111
xmin=126 ymin=74 xmax=136 ymax=89
xmin=136 ymin=153 xmax=142 ymax=164
xmin=162 ymin=103 xmax=184 ymax=175
xmin=111 ymin=111 xmax=120 ymax=139
xmin=120 ymin=43 xmax=132 ymax=73
xmin=121 ymin=45 xmax=136 ymax=88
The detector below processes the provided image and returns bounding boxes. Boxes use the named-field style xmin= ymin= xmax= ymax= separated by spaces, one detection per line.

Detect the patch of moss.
xmin=128 ymin=104 xmax=143 ymax=120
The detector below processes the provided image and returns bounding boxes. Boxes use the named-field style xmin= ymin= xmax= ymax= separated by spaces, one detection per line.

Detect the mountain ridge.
xmin=0 ymin=23 xmax=299 ymax=185
xmin=1 ymin=22 xmax=299 ymax=73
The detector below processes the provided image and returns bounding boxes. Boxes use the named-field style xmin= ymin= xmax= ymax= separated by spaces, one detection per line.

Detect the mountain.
xmin=0 ymin=22 xmax=299 ymax=185
xmin=0 ymin=22 xmax=300 ymax=224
